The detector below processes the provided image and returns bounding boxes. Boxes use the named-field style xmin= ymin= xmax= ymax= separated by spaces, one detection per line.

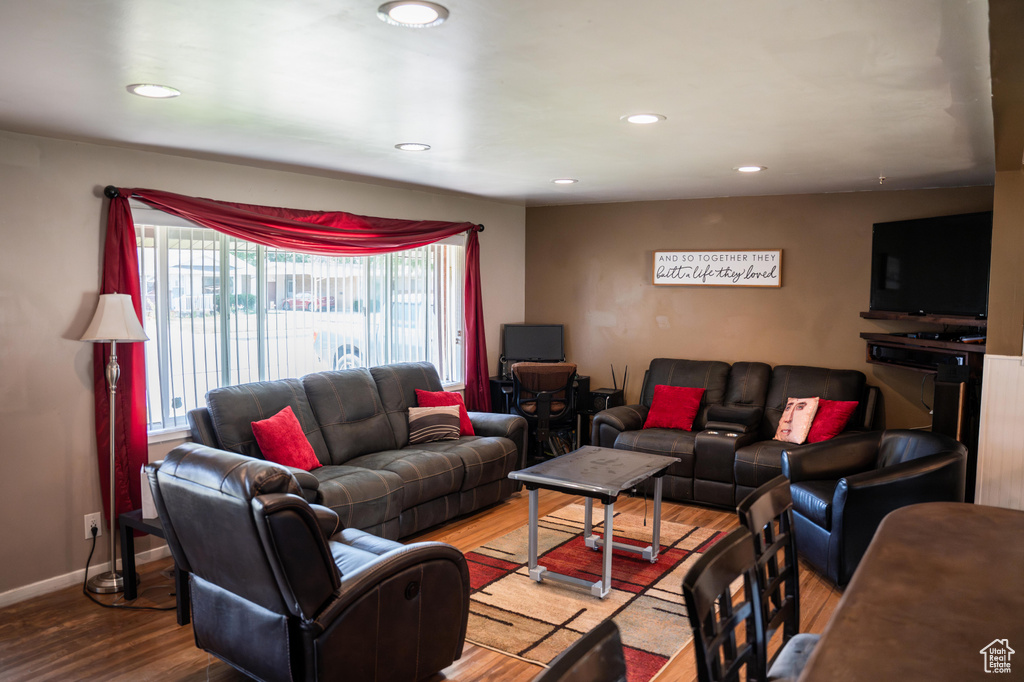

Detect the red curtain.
xmin=93 ymin=195 xmax=149 ymax=521
xmin=98 ymin=187 xmax=490 ymax=516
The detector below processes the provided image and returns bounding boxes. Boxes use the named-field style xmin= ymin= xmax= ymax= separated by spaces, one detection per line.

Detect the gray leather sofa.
xmin=591 ymin=358 xmax=877 ymax=509
xmin=188 ymin=361 xmax=527 ymax=540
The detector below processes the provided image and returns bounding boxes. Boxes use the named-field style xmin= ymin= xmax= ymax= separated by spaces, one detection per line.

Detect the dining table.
xmin=799 ymin=501 xmax=1024 ymax=681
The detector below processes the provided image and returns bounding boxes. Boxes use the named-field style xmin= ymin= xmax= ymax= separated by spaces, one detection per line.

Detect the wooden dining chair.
xmin=532 ymin=620 xmax=627 ymax=682
xmin=737 ymin=475 xmax=820 ymax=681
xmin=681 ymin=527 xmax=766 ymax=682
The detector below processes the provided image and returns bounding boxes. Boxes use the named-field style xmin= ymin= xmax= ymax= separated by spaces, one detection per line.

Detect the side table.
xmin=119 ymin=509 xmax=190 ymax=625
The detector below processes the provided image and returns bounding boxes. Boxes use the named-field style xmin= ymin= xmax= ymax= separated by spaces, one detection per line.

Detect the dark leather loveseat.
xmin=188 ymin=361 xmax=527 ymax=540
xmin=591 ymin=358 xmax=877 ymax=509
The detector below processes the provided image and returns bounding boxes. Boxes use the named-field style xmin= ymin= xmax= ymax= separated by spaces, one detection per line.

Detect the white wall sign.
xmin=652 ymin=250 xmax=782 ymax=287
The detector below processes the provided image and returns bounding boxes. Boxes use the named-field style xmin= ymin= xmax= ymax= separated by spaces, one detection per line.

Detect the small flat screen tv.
xmin=502 ymin=324 xmax=564 ymax=362
xmin=870 ymin=211 xmax=992 ymax=318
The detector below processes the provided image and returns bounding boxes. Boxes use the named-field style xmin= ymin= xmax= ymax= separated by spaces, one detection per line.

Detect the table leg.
xmin=121 ymin=525 xmax=137 ymax=601
xmin=584 ymin=497 xmax=598 ymax=549
xmin=527 ymin=488 xmax=545 ymax=581
xmin=650 ymin=476 xmax=664 ymax=563
xmin=592 ymin=502 xmax=614 ymax=599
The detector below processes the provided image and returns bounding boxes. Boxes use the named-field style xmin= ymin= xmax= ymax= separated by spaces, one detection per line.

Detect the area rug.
xmin=465 ymin=503 xmax=728 ymax=681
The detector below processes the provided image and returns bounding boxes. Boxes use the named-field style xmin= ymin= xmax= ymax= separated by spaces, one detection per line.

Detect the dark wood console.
xmin=859 ymin=311 xmax=985 ymax=501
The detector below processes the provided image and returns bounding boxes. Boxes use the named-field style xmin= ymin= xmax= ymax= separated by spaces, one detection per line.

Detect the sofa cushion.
xmin=302 ymin=369 xmax=398 ymax=464
xmin=371 ymin=362 xmax=446 ymax=448
xmin=250 ymin=406 xmax=322 ymax=471
xmin=640 ymin=359 xmax=731 ymax=431
xmin=345 ymin=448 xmax=465 ymax=508
xmin=734 ymin=439 xmax=792 ymax=490
xmin=410 ymin=436 xmax=518 ymax=491
xmin=644 ymin=385 xmax=704 ymax=431
xmin=722 ymin=361 xmax=771 ymax=408
xmin=615 ymin=428 xmax=697 ymax=476
xmin=761 ymin=366 xmax=866 ymax=440
xmin=206 ymin=378 xmax=330 ymax=463
xmin=309 ymin=465 xmax=404 ymax=534
xmin=790 ymin=480 xmax=836 ymax=531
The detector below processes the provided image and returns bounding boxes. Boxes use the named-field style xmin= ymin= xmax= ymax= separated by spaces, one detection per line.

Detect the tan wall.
xmin=0 ymin=130 xmax=525 ymax=597
xmin=986 ymin=170 xmax=1024 ymax=356
xmin=525 ymin=187 xmax=993 ymax=428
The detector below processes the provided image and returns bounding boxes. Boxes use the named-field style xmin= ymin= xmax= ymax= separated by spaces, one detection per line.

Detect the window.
xmin=135 ymin=207 xmax=465 ymax=432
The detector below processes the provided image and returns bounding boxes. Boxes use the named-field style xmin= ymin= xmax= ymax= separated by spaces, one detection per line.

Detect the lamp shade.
xmin=80 ymin=293 xmax=149 ymax=343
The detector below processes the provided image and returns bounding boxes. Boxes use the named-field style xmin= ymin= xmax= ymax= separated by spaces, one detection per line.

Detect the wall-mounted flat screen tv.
xmin=870 ymin=211 xmax=992 ymax=318
xmin=502 ymin=324 xmax=564 ymax=362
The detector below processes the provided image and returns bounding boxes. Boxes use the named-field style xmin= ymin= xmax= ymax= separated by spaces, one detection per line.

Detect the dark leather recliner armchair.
xmin=782 ymin=429 xmax=967 ymax=586
xmin=147 ymin=443 xmax=470 ymax=682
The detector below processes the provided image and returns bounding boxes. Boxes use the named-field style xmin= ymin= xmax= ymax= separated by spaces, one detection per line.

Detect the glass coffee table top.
xmin=509 ymin=446 xmax=679 ymax=497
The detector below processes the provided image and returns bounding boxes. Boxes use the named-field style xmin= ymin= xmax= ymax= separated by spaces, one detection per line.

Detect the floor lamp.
xmin=81 ymin=293 xmax=149 ymax=594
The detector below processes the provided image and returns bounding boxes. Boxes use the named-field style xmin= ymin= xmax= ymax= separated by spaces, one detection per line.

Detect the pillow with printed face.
xmin=774 ymin=397 xmax=820 ymax=444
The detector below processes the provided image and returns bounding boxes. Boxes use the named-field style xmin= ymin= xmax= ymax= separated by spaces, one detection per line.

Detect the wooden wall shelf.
xmin=859 ymin=310 xmax=987 ymax=328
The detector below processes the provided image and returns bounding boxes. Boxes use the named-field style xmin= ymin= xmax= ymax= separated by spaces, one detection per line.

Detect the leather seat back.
xmin=640 ymin=358 xmax=731 ymax=430
xmin=761 ymin=366 xmax=867 ymax=440
xmin=148 ymin=443 xmax=340 ymax=617
xmin=303 ymin=368 xmax=398 ymax=464
xmin=371 ymin=361 xmax=447 ymax=447
xmin=877 ymin=429 xmax=967 ymax=467
xmin=204 ymin=378 xmax=331 ymax=463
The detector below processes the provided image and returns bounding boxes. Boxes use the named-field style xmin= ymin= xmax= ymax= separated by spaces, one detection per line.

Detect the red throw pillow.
xmin=643 ymin=385 xmax=705 ymax=431
xmin=250 ymin=406 xmax=322 ymax=471
xmin=807 ymin=399 xmax=859 ymax=443
xmin=415 ymin=389 xmax=475 ymax=436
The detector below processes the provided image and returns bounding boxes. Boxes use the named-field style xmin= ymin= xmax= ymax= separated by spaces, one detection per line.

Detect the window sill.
xmin=148 ymin=427 xmax=191 ymax=444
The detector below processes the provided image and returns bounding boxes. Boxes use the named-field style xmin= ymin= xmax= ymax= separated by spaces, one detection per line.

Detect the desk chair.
xmin=681 ymin=527 xmax=765 ymax=682
xmin=737 ymin=476 xmax=820 ymax=680
xmin=511 ymin=362 xmax=577 ymax=459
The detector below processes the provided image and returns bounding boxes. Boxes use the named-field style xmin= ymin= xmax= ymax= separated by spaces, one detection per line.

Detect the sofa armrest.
xmin=705 ymin=404 xmax=763 ymax=433
xmin=468 ymin=411 xmax=525 ymax=439
xmin=591 ymin=404 xmax=648 ymax=448
xmin=469 ymin=411 xmax=528 ymax=471
xmin=310 ymin=503 xmax=341 ymax=537
xmin=782 ymin=431 xmax=882 ymax=482
xmin=279 ymin=465 xmax=320 ymax=502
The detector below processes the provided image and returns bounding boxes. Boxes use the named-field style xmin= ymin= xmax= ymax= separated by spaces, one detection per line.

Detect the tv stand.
xmin=859 ymin=311 xmax=984 ymax=502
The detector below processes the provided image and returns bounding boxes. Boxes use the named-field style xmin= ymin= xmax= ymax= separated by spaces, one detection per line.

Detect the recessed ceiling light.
xmin=552 ymin=178 xmax=578 ymax=185
xmin=126 ymin=83 xmax=180 ymax=99
xmin=621 ymin=113 xmax=666 ymax=125
xmin=377 ymin=1 xmax=449 ymax=27
xmin=395 ymin=142 xmax=431 ymax=151
xmin=735 ymin=165 xmax=767 ymax=173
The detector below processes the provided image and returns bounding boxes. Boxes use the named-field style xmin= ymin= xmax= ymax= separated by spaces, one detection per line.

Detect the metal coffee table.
xmin=508 ymin=446 xmax=679 ymax=599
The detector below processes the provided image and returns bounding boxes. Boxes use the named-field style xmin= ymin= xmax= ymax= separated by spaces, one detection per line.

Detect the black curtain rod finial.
xmin=476 ymin=224 xmax=485 ymax=232
xmin=104 ymin=185 xmax=120 ymax=198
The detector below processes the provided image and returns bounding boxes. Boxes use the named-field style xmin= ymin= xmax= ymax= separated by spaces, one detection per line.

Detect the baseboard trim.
xmin=0 ymin=545 xmax=172 ymax=609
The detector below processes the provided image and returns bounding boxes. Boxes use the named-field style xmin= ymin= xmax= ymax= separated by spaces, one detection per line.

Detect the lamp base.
xmin=87 ymin=570 xmax=126 ymax=594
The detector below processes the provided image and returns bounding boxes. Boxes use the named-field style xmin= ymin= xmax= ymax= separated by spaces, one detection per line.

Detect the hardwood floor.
xmin=0 ymin=490 xmax=842 ymax=681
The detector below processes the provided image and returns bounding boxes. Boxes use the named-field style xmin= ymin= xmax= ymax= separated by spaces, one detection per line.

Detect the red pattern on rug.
xmin=464 ymin=504 xmax=727 ymax=682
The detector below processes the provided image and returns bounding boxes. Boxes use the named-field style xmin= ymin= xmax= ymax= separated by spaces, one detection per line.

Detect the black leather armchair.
xmin=147 ymin=443 xmax=470 ymax=682
xmin=782 ymin=429 xmax=967 ymax=586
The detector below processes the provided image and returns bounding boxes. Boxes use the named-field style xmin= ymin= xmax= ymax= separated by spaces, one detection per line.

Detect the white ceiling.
xmin=0 ymin=0 xmax=995 ymax=206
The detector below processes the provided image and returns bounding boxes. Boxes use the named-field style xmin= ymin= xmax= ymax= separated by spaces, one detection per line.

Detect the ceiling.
xmin=0 ymin=0 xmax=996 ymax=206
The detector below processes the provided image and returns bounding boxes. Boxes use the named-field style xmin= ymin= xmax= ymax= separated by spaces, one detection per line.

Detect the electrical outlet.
xmin=84 ymin=512 xmax=102 ymax=540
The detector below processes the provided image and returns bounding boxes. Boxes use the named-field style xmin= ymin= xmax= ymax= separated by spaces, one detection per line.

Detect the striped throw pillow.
xmin=408 ymin=405 xmax=461 ymax=444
